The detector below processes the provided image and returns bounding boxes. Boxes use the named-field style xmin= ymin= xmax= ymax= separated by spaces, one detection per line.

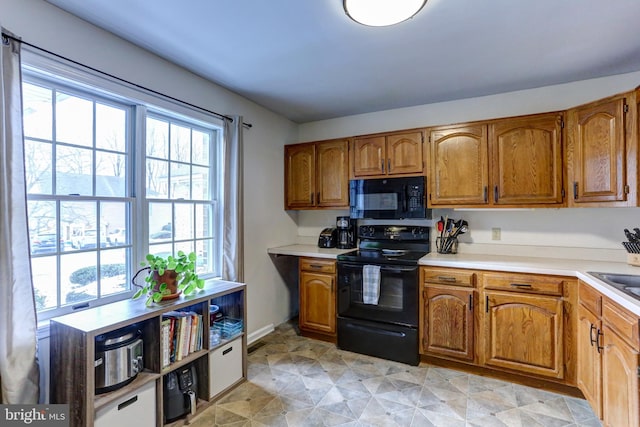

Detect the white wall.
xmin=3 ymin=0 xmax=301 ymax=392
xmin=299 ymin=72 xmax=640 ymax=262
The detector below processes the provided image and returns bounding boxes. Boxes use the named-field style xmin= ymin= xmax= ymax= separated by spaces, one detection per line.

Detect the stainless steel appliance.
xmin=318 ymin=227 xmax=338 ymax=248
xmin=336 ymin=216 xmax=356 ymax=249
xmin=337 ymin=225 xmax=429 ymax=365
xmin=95 ymin=326 xmax=144 ymax=394
xmin=349 ymin=176 xmax=429 ymax=219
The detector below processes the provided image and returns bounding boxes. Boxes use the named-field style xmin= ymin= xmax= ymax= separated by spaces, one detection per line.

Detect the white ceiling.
xmin=46 ymin=0 xmax=640 ymax=123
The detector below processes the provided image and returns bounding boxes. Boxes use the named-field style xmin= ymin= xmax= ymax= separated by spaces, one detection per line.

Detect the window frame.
xmin=22 ymin=49 xmax=224 ymax=323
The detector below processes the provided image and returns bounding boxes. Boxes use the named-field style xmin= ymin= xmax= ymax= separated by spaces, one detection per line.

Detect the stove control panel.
xmin=358 ymin=225 xmax=428 ymax=240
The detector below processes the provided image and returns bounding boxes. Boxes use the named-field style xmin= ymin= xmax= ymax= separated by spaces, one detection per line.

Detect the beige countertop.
xmin=267 ymin=243 xmax=640 ymax=316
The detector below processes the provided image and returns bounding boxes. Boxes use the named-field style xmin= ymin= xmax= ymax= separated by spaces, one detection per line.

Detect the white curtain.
xmin=221 ymin=116 xmax=244 ymax=282
xmin=0 ymin=30 xmax=40 ymax=404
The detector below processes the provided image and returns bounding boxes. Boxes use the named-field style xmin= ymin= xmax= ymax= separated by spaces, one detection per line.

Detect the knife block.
xmin=628 ymin=253 xmax=640 ymax=267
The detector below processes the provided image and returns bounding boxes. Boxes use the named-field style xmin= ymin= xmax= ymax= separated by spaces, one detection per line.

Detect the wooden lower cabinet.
xmin=420 ymin=267 xmax=477 ymax=362
xmin=577 ymin=281 xmax=640 ymax=426
xmin=299 ymin=258 xmax=336 ymax=337
xmin=602 ymin=325 xmax=639 ymax=427
xmin=483 ymin=290 xmax=564 ymax=379
xmin=422 ymin=285 xmax=475 ymax=360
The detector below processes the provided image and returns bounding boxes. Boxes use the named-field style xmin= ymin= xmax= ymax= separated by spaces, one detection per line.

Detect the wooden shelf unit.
xmin=50 ymin=280 xmax=246 ymax=427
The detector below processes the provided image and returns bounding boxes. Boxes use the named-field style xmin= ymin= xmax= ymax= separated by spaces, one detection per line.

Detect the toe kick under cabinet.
xmin=49 ymin=280 xmax=247 ymax=427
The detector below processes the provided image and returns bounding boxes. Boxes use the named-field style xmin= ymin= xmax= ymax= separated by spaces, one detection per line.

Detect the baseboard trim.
xmin=248 ymin=323 xmax=275 ymax=346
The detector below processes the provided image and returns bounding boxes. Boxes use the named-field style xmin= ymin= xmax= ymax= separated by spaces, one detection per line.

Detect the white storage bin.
xmin=94 ymin=381 xmax=156 ymax=427
xmin=209 ymin=337 xmax=243 ymax=398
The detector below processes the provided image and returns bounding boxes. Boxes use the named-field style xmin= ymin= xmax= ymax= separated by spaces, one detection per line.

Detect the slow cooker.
xmin=95 ymin=325 xmax=144 ymax=394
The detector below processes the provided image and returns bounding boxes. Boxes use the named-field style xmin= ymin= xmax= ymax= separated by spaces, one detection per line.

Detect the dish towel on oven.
xmin=362 ymin=265 xmax=381 ymax=305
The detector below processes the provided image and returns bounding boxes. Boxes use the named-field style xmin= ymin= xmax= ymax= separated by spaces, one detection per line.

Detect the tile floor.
xmin=190 ymin=320 xmax=601 ymax=427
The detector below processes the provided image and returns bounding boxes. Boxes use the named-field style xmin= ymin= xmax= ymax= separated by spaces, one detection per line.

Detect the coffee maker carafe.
xmin=336 ymin=216 xmax=356 ymax=249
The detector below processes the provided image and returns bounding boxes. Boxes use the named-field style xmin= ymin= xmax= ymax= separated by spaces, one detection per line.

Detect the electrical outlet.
xmin=491 ymin=228 xmax=501 ymax=241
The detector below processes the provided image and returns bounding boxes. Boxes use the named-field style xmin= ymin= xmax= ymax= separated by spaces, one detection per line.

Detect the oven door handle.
xmin=339 ymin=262 xmax=417 ymax=273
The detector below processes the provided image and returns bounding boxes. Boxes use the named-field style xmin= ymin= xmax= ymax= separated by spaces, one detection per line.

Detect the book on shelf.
xmin=161 ymin=318 xmax=171 ymax=368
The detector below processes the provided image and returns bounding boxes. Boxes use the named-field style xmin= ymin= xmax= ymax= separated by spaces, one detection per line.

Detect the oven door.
xmin=337 ymin=262 xmax=418 ymax=327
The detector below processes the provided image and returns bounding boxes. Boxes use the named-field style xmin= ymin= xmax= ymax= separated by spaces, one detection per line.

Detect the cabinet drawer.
xmin=602 ymin=298 xmax=640 ymax=351
xmin=579 ymin=281 xmax=602 ymax=316
xmin=422 ymin=267 xmax=476 ymax=287
xmin=483 ymin=272 xmax=563 ymax=296
xmin=95 ymin=381 xmax=156 ymax=427
xmin=209 ymin=337 xmax=243 ymax=398
xmin=300 ymin=258 xmax=336 ymax=274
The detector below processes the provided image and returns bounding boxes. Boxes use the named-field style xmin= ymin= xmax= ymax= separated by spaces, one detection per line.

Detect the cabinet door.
xmin=490 ymin=113 xmax=563 ymax=205
xmin=353 ymin=136 xmax=386 ymax=177
xmin=577 ymin=304 xmax=602 ymax=419
xmin=483 ymin=290 xmax=563 ymax=379
xmin=285 ymin=144 xmax=315 ymax=209
xmin=429 ymin=124 xmax=489 ymax=206
xmin=316 ymin=140 xmax=349 ymax=207
xmin=568 ymin=96 xmax=627 ymax=204
xmin=387 ymin=131 xmax=423 ymax=175
xmin=299 ymin=271 xmax=336 ymax=334
xmin=422 ymin=285 xmax=474 ymax=361
xmin=602 ymin=325 xmax=639 ymax=427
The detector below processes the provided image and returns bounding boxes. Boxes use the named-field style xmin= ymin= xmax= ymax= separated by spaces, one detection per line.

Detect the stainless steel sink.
xmin=588 ymin=271 xmax=640 ymax=300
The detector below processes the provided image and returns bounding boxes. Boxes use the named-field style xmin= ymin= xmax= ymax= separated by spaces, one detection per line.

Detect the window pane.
xmin=25 ymin=139 xmax=52 ymax=194
xmin=147 ymin=117 xmax=168 ymax=159
xmin=192 ymin=166 xmax=209 ymax=200
xmin=174 ymin=204 xmax=194 ymax=240
xmin=96 ymin=151 xmax=126 ymax=197
xmin=192 ymin=130 xmax=210 ymax=166
xmin=28 ymin=200 xmax=57 ymax=255
xmin=32 ymin=256 xmax=58 ymax=310
xmin=56 ymin=92 xmax=93 ymax=147
xmin=146 ymin=159 xmax=168 ymax=198
xmin=100 ymin=248 xmax=129 ymax=296
xmin=170 ymin=123 xmax=191 ymax=162
xmin=62 ymin=252 xmax=97 ymax=305
xmin=56 ymin=145 xmax=93 ymax=195
xmin=195 ymin=204 xmax=211 ymax=238
xmin=171 ymin=162 xmax=190 ymax=199
xmin=148 ymin=243 xmax=172 ymax=259
xmin=149 ymin=203 xmax=172 ymax=243
xmin=96 ymin=103 xmax=126 ymax=152
xmin=61 ymin=201 xmax=97 ymax=249
xmin=195 ymin=239 xmax=211 ymax=274
xmin=23 ymin=83 xmax=52 ymax=140
xmin=103 ymin=202 xmax=129 ymax=247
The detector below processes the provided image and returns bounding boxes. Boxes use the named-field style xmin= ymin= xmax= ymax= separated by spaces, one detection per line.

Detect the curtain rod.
xmin=2 ymin=32 xmax=253 ymax=128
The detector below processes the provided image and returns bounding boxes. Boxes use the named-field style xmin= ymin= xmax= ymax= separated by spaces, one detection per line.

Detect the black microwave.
xmin=349 ymin=176 xmax=430 ymax=219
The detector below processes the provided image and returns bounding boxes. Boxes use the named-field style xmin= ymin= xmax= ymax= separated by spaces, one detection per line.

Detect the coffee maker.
xmin=336 ymin=216 xmax=356 ymax=249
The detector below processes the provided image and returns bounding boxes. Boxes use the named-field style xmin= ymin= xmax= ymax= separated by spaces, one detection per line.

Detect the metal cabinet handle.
xmin=381 ymin=159 xmax=385 ymax=173
xmin=469 ymin=294 xmax=473 ymax=311
xmin=589 ymin=324 xmax=597 ymax=346
xmin=494 ymin=185 xmax=498 ymax=203
xmin=573 ymin=182 xmax=578 ymax=200
xmin=510 ymin=283 xmax=533 ymax=289
xmin=483 ymin=186 xmax=488 ymax=203
xmin=485 ymin=295 xmax=489 ymax=313
xmin=388 ymin=159 xmax=391 ymax=173
xmin=596 ymin=329 xmax=604 ymax=353
xmin=309 ymin=264 xmax=324 ymax=269
xmin=310 ymin=193 xmax=314 ymax=204
xmin=437 ymin=276 xmax=457 ymax=283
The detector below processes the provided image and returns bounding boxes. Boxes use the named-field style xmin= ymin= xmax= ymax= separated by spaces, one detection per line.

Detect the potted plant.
xmin=132 ymin=250 xmax=205 ymax=306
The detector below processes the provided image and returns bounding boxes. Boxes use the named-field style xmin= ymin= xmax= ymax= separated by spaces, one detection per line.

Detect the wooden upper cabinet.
xmin=566 ymin=93 xmax=633 ymax=206
xmin=489 ymin=113 xmax=564 ymax=205
xmin=285 ymin=143 xmax=315 ymax=209
xmin=284 ymin=139 xmax=349 ymax=210
xmin=353 ymin=131 xmax=424 ymax=178
xmin=353 ymin=136 xmax=386 ymax=176
xmin=316 ymin=140 xmax=349 ymax=207
xmin=429 ymin=124 xmax=489 ymax=206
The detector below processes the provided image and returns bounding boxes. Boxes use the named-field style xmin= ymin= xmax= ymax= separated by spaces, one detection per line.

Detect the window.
xmin=22 ymin=64 xmax=222 ymax=321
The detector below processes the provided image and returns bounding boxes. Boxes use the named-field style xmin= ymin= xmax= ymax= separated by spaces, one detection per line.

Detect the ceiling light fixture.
xmin=343 ymin=0 xmax=427 ymax=27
